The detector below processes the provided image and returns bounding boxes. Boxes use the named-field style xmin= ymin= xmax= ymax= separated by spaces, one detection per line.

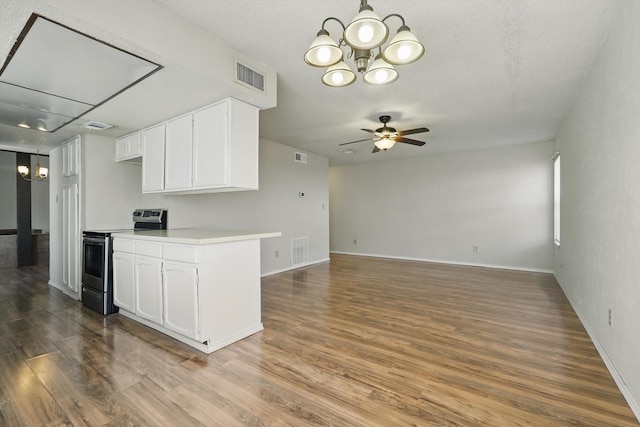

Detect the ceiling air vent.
xmin=82 ymin=120 xmax=113 ymax=130
xmin=235 ymin=59 xmax=265 ymax=93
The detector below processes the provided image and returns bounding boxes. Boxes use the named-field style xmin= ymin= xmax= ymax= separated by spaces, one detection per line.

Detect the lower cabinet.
xmin=112 ymin=236 xmax=264 ymax=354
xmin=163 ymin=261 xmax=199 ymax=340
xmin=134 ymin=256 xmax=163 ymax=325
xmin=113 ymin=252 xmax=135 ymax=312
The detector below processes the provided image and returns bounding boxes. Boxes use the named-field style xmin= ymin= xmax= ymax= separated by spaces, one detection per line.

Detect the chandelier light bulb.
xmin=363 ymin=54 xmax=398 ymax=85
xmin=304 ymin=29 xmax=343 ymax=67
xmin=382 ymin=26 xmax=425 ymax=65
xmin=344 ymin=6 xmax=388 ymax=50
xmin=322 ymin=61 xmax=356 ymax=87
xmin=358 ymin=24 xmax=374 ymax=44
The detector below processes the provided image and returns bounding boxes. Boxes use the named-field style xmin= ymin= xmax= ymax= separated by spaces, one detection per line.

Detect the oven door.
xmin=82 ymin=235 xmax=108 ymax=292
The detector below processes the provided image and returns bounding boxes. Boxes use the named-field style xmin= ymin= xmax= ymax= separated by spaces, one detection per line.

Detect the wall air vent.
xmin=235 ymin=59 xmax=265 ymax=93
xmin=291 ymin=237 xmax=309 ymax=267
xmin=294 ymin=152 xmax=307 ymax=164
xmin=82 ymin=120 xmax=113 ymax=130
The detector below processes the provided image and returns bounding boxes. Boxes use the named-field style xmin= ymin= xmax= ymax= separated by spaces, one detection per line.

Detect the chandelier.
xmin=17 ymin=150 xmax=48 ymax=181
xmin=304 ymin=0 xmax=424 ymax=87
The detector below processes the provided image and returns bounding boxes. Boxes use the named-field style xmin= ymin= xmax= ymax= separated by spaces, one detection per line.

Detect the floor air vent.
xmin=236 ymin=60 xmax=265 ymax=92
xmin=291 ymin=237 xmax=308 ymax=267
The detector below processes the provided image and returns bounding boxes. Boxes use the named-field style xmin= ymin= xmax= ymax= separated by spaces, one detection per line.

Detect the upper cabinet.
xmin=115 ymin=132 xmax=142 ymax=162
xmin=62 ymin=136 xmax=80 ymax=177
xmin=142 ymin=124 xmax=166 ymax=193
xmin=141 ymin=97 xmax=259 ymax=195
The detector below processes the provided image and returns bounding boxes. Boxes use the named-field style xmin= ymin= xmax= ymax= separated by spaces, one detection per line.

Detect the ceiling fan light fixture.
xmin=374 ymin=138 xmax=396 ymax=150
xmin=322 ymin=61 xmax=357 ymax=87
xmin=304 ymin=29 xmax=343 ymax=67
xmin=343 ymin=5 xmax=388 ymax=50
xmin=382 ymin=26 xmax=425 ymax=65
xmin=363 ymin=54 xmax=398 ymax=85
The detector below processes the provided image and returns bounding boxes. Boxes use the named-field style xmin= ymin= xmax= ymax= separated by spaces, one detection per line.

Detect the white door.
xmin=164 ymin=115 xmax=193 ymax=191
xmin=134 ymin=256 xmax=163 ymax=324
xmin=113 ymin=252 xmax=135 ymax=312
xmin=192 ymin=102 xmax=228 ymax=188
xmin=62 ymin=183 xmax=80 ymax=292
xmin=163 ymin=261 xmax=199 ymax=340
xmin=142 ymin=124 xmax=166 ymax=192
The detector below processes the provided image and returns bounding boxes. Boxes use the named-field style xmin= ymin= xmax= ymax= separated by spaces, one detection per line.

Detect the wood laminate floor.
xmin=0 ymin=254 xmax=637 ymax=426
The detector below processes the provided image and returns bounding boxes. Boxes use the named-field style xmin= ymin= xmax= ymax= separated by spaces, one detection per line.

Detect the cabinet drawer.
xmin=163 ymin=244 xmax=198 ymax=263
xmin=135 ymin=242 xmax=163 ymax=258
xmin=113 ymin=239 xmax=134 ymax=253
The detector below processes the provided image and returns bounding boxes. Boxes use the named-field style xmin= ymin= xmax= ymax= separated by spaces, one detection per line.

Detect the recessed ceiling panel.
xmin=0 ymin=14 xmax=162 ymax=132
xmin=0 ymin=82 xmax=92 ymax=118
xmin=0 ymin=102 xmax=72 ymax=132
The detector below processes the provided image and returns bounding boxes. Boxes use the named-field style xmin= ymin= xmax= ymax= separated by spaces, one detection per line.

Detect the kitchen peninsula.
xmin=111 ymin=228 xmax=281 ymax=353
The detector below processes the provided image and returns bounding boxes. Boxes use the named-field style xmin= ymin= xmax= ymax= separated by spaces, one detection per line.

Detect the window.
xmin=553 ymin=153 xmax=561 ymax=246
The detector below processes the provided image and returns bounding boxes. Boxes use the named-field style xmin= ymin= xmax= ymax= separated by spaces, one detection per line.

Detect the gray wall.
xmin=0 ymin=151 xmax=17 ymax=230
xmin=554 ymin=1 xmax=640 ymax=416
xmin=330 ymin=140 xmax=554 ymax=272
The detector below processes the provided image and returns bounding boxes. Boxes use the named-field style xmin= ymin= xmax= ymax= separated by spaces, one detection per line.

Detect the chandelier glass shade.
xmin=304 ymin=0 xmax=424 ymax=87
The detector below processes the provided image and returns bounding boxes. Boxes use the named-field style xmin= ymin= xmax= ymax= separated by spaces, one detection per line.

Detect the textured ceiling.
xmin=0 ymin=0 xmax=622 ymax=165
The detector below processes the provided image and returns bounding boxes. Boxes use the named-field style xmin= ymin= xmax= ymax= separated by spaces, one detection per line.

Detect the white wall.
xmin=83 ymin=134 xmax=162 ymax=230
xmin=0 ymin=151 xmax=17 ymax=229
xmin=330 ymin=141 xmax=555 ymax=272
xmin=164 ymin=138 xmax=330 ymax=275
xmin=553 ymin=1 xmax=640 ymax=417
xmin=51 ymin=136 xmax=328 ymax=277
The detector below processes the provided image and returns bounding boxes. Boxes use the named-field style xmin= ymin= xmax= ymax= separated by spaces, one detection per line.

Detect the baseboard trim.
xmin=48 ymin=280 xmax=81 ymax=300
xmin=329 ymin=251 xmax=554 ymax=274
xmin=558 ymin=285 xmax=640 ymax=422
xmin=261 ymin=258 xmax=330 ymax=277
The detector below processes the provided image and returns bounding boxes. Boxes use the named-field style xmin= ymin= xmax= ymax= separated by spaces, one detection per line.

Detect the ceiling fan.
xmin=339 ymin=115 xmax=430 ymax=153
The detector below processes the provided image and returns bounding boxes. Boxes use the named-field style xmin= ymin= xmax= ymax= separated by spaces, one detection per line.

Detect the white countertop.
xmin=111 ymin=228 xmax=281 ymax=245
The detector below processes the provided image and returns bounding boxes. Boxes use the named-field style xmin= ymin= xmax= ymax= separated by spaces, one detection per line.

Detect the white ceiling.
xmin=0 ymin=0 xmax=622 ymax=166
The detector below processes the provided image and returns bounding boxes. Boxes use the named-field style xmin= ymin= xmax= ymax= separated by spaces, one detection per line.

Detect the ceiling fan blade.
xmin=361 ymin=128 xmax=377 ymax=135
xmin=395 ymin=136 xmax=426 ymax=146
xmin=398 ymin=127 xmax=429 ymax=136
xmin=372 ymin=146 xmax=381 ymax=153
xmin=339 ymin=138 xmax=372 ymax=146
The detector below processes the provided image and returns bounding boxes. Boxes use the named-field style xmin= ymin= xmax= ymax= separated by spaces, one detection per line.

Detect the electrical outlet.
xmin=275 ymin=250 xmax=279 ymax=258
xmin=473 ymin=245 xmax=479 ymax=253
xmin=608 ymin=309 xmax=612 ymax=326
xmin=353 ymin=239 xmax=357 ymax=245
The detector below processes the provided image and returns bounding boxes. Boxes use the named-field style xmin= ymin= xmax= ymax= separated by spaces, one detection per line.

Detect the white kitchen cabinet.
xmin=62 ymin=182 xmax=80 ymax=293
xmin=115 ymin=132 xmax=142 ymax=162
xmin=163 ymin=260 xmax=199 ymax=340
xmin=62 ymin=136 xmax=80 ymax=177
xmin=142 ymin=124 xmax=165 ymax=193
xmin=192 ymin=98 xmax=258 ymax=191
xmin=113 ymin=252 xmax=135 ymax=312
xmin=134 ymin=256 xmax=163 ymax=325
xmin=164 ymin=114 xmax=193 ymax=191
xmin=111 ymin=229 xmax=280 ymax=353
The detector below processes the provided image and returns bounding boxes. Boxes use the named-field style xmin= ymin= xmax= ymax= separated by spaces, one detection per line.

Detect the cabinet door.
xmin=62 ymin=183 xmax=80 ymax=292
xmin=163 ymin=261 xmax=199 ymax=340
xmin=192 ymin=102 xmax=228 ymax=188
xmin=164 ymin=115 xmax=193 ymax=191
xmin=127 ymin=133 xmax=142 ymax=157
xmin=113 ymin=252 xmax=135 ymax=312
xmin=142 ymin=124 xmax=165 ymax=192
xmin=115 ymin=137 xmax=128 ymax=161
xmin=134 ymin=256 xmax=163 ymax=325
